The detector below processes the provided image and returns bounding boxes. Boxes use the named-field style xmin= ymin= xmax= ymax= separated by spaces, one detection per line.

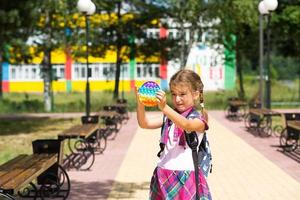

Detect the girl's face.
xmin=170 ymin=84 xmax=199 ymax=112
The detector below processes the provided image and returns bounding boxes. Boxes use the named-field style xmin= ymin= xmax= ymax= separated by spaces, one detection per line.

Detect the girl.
xmin=136 ymin=69 xmax=212 ymax=200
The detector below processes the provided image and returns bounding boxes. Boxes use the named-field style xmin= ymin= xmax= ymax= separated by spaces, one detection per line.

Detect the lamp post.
xmin=258 ymin=0 xmax=278 ymax=109
xmin=77 ymin=0 xmax=96 ymax=117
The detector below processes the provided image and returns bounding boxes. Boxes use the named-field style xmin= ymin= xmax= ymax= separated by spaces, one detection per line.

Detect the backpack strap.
xmin=199 ymin=132 xmax=213 ymax=175
xmin=157 ymin=143 xmax=165 ymax=158
xmin=157 ymin=115 xmax=167 ymax=158
xmin=185 ymin=131 xmax=200 ymax=199
xmin=157 ymin=109 xmax=199 ymax=157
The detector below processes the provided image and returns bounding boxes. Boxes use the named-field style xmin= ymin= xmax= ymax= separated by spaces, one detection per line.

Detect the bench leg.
xmin=16 ymin=165 xmax=70 ymax=200
xmin=280 ymin=128 xmax=299 ymax=152
xmin=39 ymin=165 xmax=71 ymax=200
xmin=63 ymin=139 xmax=96 ymax=171
xmin=18 ymin=182 xmax=39 ymax=199
xmin=0 ymin=192 xmax=15 ymax=200
xmin=74 ymin=140 xmax=95 ymax=171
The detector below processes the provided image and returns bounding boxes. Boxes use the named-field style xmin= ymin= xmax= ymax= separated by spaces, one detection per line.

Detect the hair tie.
xmin=200 ymin=102 xmax=205 ymax=108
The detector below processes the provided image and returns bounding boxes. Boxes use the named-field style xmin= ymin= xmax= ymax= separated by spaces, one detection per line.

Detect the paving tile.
xmin=67 ymin=111 xmax=300 ymax=200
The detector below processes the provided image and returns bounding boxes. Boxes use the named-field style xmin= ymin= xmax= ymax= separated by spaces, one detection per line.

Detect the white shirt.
xmin=157 ymin=123 xmax=204 ymax=171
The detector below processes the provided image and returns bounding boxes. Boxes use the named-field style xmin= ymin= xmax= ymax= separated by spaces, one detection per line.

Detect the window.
xmin=137 ymin=66 xmax=141 ymax=78
xmin=143 ymin=66 xmax=147 ymax=77
xmin=155 ymin=66 xmax=159 ymax=78
xmin=32 ymin=68 xmax=37 ymax=79
xmin=148 ymin=66 xmax=153 ymax=77
xmin=25 ymin=68 xmax=29 ymax=79
xmin=60 ymin=68 xmax=65 ymax=78
xmin=103 ymin=66 xmax=108 ymax=76
xmin=52 ymin=68 xmax=57 ymax=78
xmin=149 ymin=32 xmax=153 ymax=38
xmin=94 ymin=66 xmax=99 ymax=78
xmin=81 ymin=67 xmax=85 ymax=78
xmin=75 ymin=67 xmax=79 ymax=79
xmin=155 ymin=30 xmax=159 ymax=38
xmin=11 ymin=68 xmax=16 ymax=80
xmin=18 ymin=67 xmax=22 ymax=79
xmin=121 ymin=64 xmax=128 ymax=78
xmin=168 ymin=31 xmax=173 ymax=39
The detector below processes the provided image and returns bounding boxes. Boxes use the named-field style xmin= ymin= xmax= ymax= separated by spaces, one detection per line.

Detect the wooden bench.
xmin=0 ymin=139 xmax=70 ymax=199
xmin=99 ymin=106 xmax=123 ymax=134
xmin=244 ymin=108 xmax=281 ymax=137
xmin=59 ymin=124 xmax=99 ymax=139
xmin=225 ymin=97 xmax=247 ymax=121
xmin=115 ymin=98 xmax=129 ymax=121
xmin=58 ymin=123 xmax=99 ymax=171
xmin=279 ymin=113 xmax=300 ymax=152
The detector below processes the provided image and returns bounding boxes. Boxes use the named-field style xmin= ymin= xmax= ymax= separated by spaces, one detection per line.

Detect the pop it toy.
xmin=138 ymin=81 xmax=160 ymax=107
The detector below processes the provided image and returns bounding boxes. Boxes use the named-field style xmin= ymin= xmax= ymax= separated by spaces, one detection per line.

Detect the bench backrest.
xmin=117 ymin=99 xmax=127 ymax=104
xmin=284 ymin=113 xmax=300 ymax=121
xmin=81 ymin=115 xmax=99 ymax=124
xmin=32 ymin=139 xmax=63 ymax=184
xmin=281 ymin=113 xmax=300 ymax=127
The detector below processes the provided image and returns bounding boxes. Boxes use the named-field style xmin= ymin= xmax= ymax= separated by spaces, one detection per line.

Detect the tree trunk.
xmin=114 ymin=55 xmax=122 ymax=99
xmin=187 ymin=27 xmax=195 ymax=57
xmin=236 ymin=37 xmax=245 ymax=100
xmin=41 ymin=50 xmax=53 ymax=112
xmin=113 ymin=1 xmax=122 ymax=99
xmin=179 ymin=21 xmax=186 ymax=69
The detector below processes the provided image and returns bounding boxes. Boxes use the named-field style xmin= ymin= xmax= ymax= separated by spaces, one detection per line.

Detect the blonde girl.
xmin=136 ymin=69 xmax=211 ymax=200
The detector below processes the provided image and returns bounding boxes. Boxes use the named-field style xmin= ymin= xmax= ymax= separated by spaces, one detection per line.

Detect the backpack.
xmin=157 ymin=113 xmax=213 ymax=177
xmin=185 ymin=131 xmax=212 ymax=177
xmin=184 ymin=131 xmax=212 ymax=199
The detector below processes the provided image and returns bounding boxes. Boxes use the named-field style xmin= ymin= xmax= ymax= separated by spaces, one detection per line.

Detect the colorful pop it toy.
xmin=138 ymin=81 xmax=160 ymax=107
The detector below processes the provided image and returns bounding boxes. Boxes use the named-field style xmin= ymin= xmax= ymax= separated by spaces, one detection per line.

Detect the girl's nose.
xmin=175 ymin=95 xmax=181 ymax=102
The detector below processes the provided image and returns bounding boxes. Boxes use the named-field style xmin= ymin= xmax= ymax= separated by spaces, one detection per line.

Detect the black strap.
xmin=185 ymin=132 xmax=199 ymax=199
xmin=157 ymin=143 xmax=165 ymax=158
xmin=157 ymin=115 xmax=167 ymax=158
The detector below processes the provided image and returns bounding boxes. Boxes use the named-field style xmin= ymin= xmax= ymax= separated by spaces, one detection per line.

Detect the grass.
xmin=0 ymin=118 xmax=80 ymax=165
xmin=0 ymin=78 xmax=299 ymax=114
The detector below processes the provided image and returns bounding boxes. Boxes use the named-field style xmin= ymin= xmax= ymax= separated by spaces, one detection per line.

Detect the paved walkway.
xmin=67 ymin=111 xmax=300 ymax=200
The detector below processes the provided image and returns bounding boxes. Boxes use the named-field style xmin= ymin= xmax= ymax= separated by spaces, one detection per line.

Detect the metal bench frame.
xmin=279 ymin=113 xmax=300 ymax=152
xmin=0 ymin=139 xmax=70 ymax=200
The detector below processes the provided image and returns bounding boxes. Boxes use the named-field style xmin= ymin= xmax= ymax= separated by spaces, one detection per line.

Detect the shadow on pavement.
xmin=278 ymin=148 xmax=300 ymax=164
xmin=69 ymin=180 xmax=150 ymax=200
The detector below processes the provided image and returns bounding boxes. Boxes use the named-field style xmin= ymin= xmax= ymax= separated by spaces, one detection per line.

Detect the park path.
xmin=64 ymin=110 xmax=300 ymax=200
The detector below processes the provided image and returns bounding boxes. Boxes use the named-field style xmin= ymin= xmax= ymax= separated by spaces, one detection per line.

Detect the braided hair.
xmin=169 ymin=69 xmax=208 ymax=121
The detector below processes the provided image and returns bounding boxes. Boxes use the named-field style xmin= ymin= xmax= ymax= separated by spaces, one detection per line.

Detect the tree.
xmin=86 ymin=0 xmax=166 ymax=99
xmin=156 ymin=0 xmax=219 ymax=68
xmin=0 ymin=0 xmax=36 ymax=98
xmin=213 ymin=0 xmax=259 ymax=99
xmin=28 ymin=0 xmax=77 ymax=111
xmin=272 ymin=2 xmax=300 ymax=58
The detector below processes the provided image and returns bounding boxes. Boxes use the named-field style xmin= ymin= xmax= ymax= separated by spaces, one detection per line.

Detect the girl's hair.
xmin=169 ymin=69 xmax=208 ymax=121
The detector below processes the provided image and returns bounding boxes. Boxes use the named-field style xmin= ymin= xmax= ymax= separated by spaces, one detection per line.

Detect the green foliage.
xmin=0 ymin=96 xmax=44 ymax=113
xmin=272 ymin=4 xmax=300 ymax=57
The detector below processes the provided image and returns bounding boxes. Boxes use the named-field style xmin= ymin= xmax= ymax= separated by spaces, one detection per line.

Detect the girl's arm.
xmin=156 ymin=91 xmax=207 ymax=133
xmin=135 ymin=87 xmax=163 ymax=129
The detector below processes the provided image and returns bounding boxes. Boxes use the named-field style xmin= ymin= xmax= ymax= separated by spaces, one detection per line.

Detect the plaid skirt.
xmin=149 ymin=167 xmax=212 ymax=200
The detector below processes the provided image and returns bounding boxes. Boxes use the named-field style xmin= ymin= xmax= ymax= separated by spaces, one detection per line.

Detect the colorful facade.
xmin=1 ymin=27 xmax=236 ymax=93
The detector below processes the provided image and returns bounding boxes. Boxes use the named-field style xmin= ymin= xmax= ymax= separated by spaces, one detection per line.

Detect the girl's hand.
xmin=156 ymin=90 xmax=166 ymax=111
